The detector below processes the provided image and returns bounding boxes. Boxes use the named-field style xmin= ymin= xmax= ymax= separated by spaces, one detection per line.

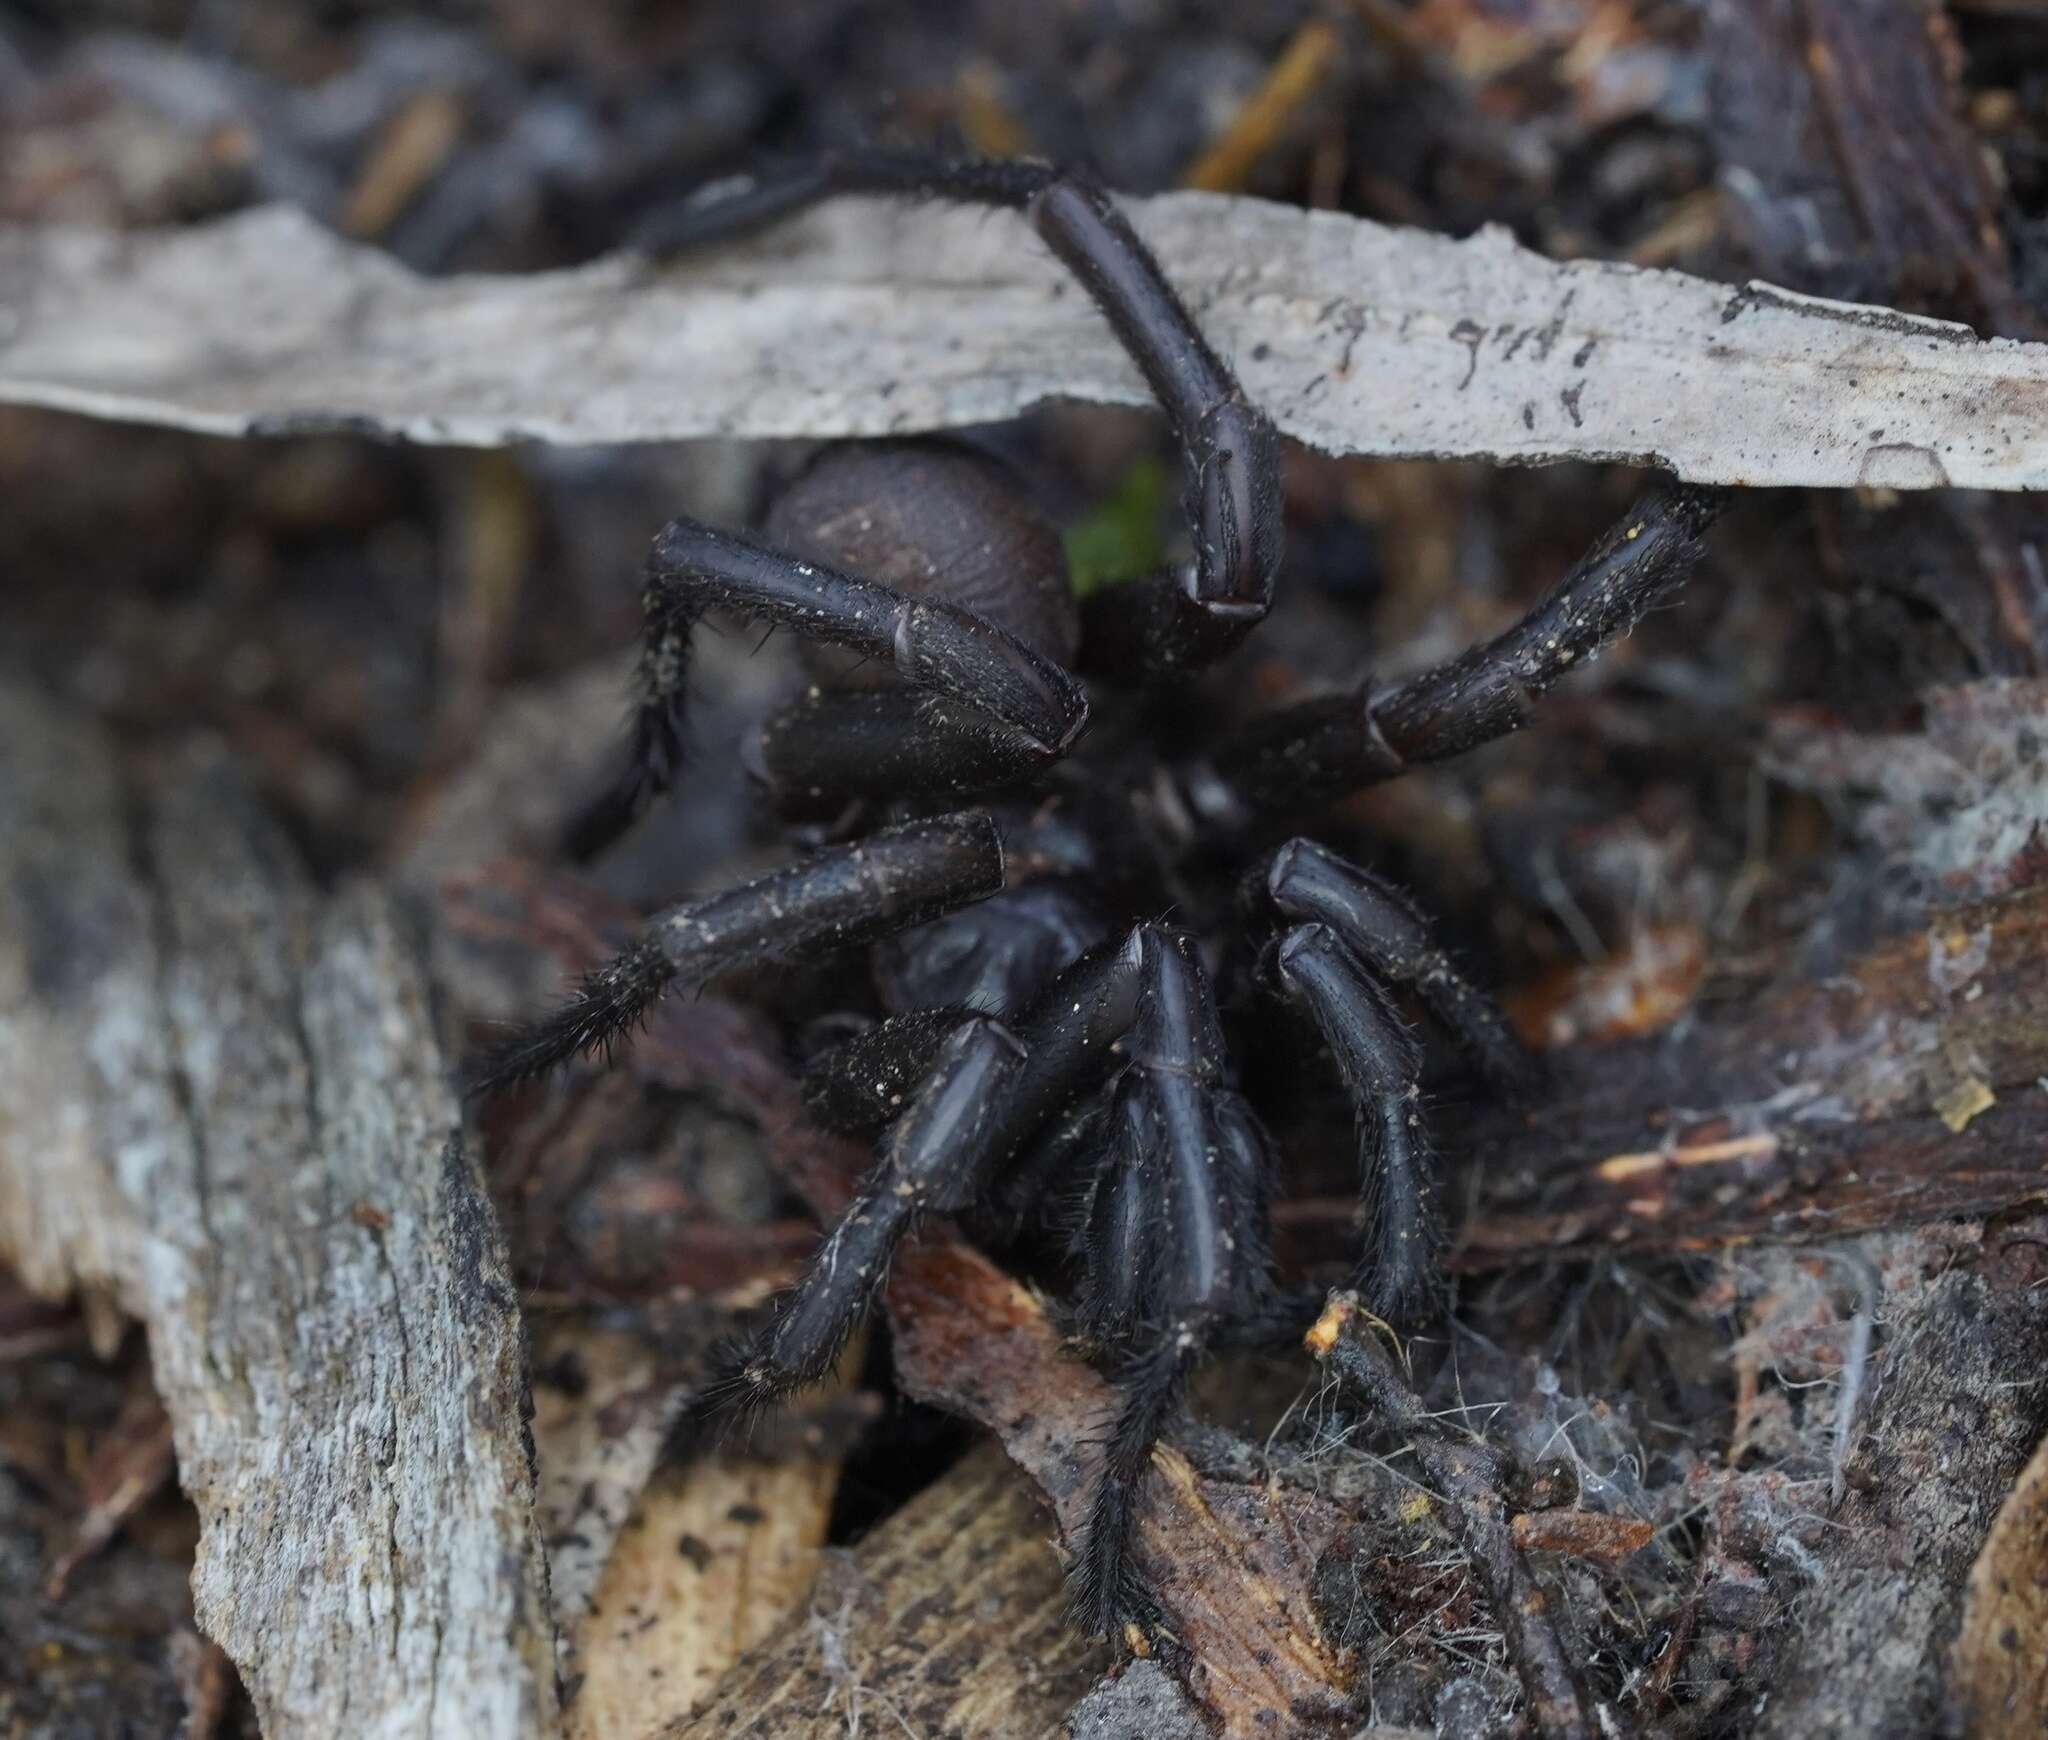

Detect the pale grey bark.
xmin=3 ymin=195 xmax=2045 ymax=488
xmin=0 ymin=681 xmax=559 ymax=1740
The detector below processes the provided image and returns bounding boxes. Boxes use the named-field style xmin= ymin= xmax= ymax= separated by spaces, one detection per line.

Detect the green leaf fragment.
xmin=1064 ymin=456 xmax=1170 ymax=598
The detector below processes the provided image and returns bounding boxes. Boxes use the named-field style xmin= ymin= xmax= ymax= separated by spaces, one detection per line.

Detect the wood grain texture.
xmin=675 ymin=1446 xmax=1106 ymax=1740
xmin=5 ymin=195 xmax=2047 ymax=488
xmin=0 ymin=680 xmax=559 ymax=1739
xmin=567 ymin=1453 xmax=840 ymax=1740
xmin=1954 ymin=1426 xmax=2048 ymax=1739
xmin=1756 ymin=1262 xmax=2048 ymax=1738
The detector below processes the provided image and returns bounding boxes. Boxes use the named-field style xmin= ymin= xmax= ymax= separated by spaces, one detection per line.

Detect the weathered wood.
xmin=0 ymin=680 xmax=558 ymax=1739
xmin=886 ymin=1245 xmax=1357 ymax=1739
xmin=530 ymin=1319 xmax=850 ymax=1740
xmin=1757 ymin=1258 xmax=2048 ymax=1738
xmin=1955 ymin=1424 xmax=2048 ymax=1739
xmin=675 ymin=1445 xmax=1105 ymax=1740
xmin=567 ymin=1451 xmax=841 ymax=1740
xmin=5 ymin=196 xmax=2048 ymax=489
xmin=530 ymin=1320 xmax=678 ymax=1654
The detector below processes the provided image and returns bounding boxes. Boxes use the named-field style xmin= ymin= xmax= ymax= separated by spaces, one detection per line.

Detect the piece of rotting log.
xmin=0 ymin=679 xmax=559 ymax=1739
xmin=1756 ymin=1256 xmax=2048 ymax=1740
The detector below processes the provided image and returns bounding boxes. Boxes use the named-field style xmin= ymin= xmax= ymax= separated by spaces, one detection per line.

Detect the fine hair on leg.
xmin=1212 ymin=481 xmax=1729 ymax=815
xmin=1273 ymin=922 xmax=1444 ymax=1326
xmin=472 ymin=810 xmax=1005 ymax=1091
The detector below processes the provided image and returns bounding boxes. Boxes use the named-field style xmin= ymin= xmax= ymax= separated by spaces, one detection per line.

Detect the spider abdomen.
xmin=764 ymin=440 xmax=1080 ymax=687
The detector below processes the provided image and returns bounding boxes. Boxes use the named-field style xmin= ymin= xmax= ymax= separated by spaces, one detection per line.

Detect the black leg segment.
xmin=472 ymin=810 xmax=1006 ymax=1091
xmin=1264 ymin=837 xmax=1539 ymax=1095
xmin=701 ymin=929 xmax=1150 ymax=1417
xmin=632 ymin=146 xmax=1056 ymax=254
xmin=1213 ymin=481 xmax=1728 ymax=815
xmin=724 ymin=1012 xmax=1031 ymax=1406
xmin=566 ymin=517 xmax=1089 ymax=858
xmin=636 ymin=148 xmax=1284 ymax=683
xmin=1071 ymin=926 xmax=1272 ymax=1640
xmin=800 ymin=1005 xmax=977 ymax=1135
xmin=755 ymin=688 xmax=1065 ymax=810
xmin=1273 ymin=922 xmax=1443 ymax=1326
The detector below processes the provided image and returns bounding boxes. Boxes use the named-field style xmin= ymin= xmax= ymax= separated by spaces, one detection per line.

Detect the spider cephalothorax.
xmin=476 ymin=149 xmax=1727 ymax=1641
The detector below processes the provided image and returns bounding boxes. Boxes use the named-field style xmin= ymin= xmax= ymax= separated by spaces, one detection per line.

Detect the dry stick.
xmin=1643 ymin=1552 xmax=1709 ymax=1712
xmin=1306 ymin=1293 xmax=1628 ymax=1740
xmin=1180 ymin=19 xmax=1344 ymax=192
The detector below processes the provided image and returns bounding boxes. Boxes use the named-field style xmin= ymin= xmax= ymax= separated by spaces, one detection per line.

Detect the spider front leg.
xmin=566 ymin=517 xmax=1091 ymax=860
xmin=1205 ymin=480 xmax=1729 ymax=819
xmin=1249 ymin=837 xmax=1535 ymax=1323
xmin=1072 ymin=928 xmax=1272 ymax=1641
xmin=692 ymin=931 xmax=1147 ymax=1419
xmin=637 ymin=147 xmax=1283 ymax=681
xmin=471 ymin=810 xmax=1005 ymax=1090
xmin=718 ymin=1011 xmax=1032 ymax=1407
xmin=1264 ymin=837 xmax=1539 ymax=1096
xmin=1270 ymin=921 xmax=1443 ymax=1326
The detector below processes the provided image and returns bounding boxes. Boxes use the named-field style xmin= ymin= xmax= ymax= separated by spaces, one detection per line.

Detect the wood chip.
xmin=1510 ymin=1508 xmax=1657 ymax=1564
xmin=1757 ymin=1265 xmax=2048 ymax=1738
xmin=887 ymin=1244 xmax=1356 ymax=1738
xmin=1954 ymin=1427 xmax=2048 ymax=1738
xmin=568 ymin=1450 xmax=842 ymax=1740
xmin=676 ymin=1445 xmax=1104 ymax=1740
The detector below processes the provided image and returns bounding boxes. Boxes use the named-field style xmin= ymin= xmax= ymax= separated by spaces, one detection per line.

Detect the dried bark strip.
xmin=1954 ymin=1425 xmax=2048 ymax=1739
xmin=4 ymin=196 xmax=2048 ymax=488
xmin=1308 ymin=1293 xmax=1623 ymax=1740
xmin=886 ymin=1244 xmax=1357 ymax=1737
xmin=567 ymin=1448 xmax=842 ymax=1740
xmin=0 ymin=679 xmax=558 ymax=1739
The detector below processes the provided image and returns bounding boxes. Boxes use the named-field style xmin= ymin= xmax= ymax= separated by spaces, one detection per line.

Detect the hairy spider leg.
xmin=1271 ymin=923 xmax=1442 ymax=1326
xmin=565 ymin=515 xmax=1091 ymax=859
xmin=690 ymin=932 xmax=1147 ymax=1416
xmin=688 ymin=920 xmax=1272 ymax=1643
xmin=1206 ymin=481 xmax=1730 ymax=818
xmin=637 ymin=147 xmax=1283 ymax=678
xmin=724 ymin=1012 xmax=1033 ymax=1400
xmin=799 ymin=1003 xmax=977 ymax=1134
xmin=1264 ymin=837 xmax=1539 ymax=1095
xmin=1072 ymin=927 xmax=1272 ymax=1642
xmin=802 ymin=881 xmax=1117 ymax=1131
xmin=470 ymin=810 xmax=1006 ymax=1091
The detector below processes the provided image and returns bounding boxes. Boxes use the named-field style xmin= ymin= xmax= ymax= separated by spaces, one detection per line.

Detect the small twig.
xmin=1306 ymin=1292 xmax=1630 ymax=1740
xmin=43 ymin=1388 xmax=177 ymax=1599
xmin=1181 ymin=20 xmax=1344 ymax=193
xmin=1642 ymin=1550 xmax=1708 ymax=1711
xmin=1827 ymin=1250 xmax=1883 ymax=1506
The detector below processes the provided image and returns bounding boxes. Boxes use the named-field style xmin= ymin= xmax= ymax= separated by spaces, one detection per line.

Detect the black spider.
xmin=474 ymin=148 xmax=1728 ymax=1643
